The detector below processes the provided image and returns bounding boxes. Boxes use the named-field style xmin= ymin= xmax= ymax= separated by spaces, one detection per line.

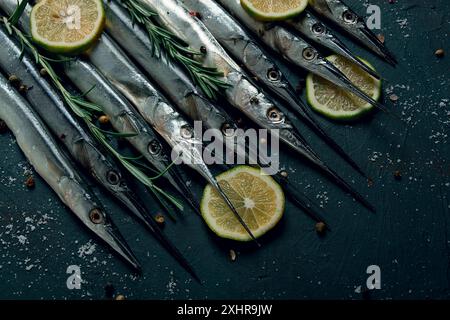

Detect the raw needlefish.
xmin=102 ymin=3 xmax=342 ymax=220
xmin=214 ymin=0 xmax=389 ymax=113
xmin=308 ymin=0 xmax=397 ymax=65
xmin=0 ymin=26 xmax=148 ymax=238
xmin=180 ymin=0 xmax=367 ymax=177
xmin=62 ymin=58 xmax=200 ymax=214
xmin=126 ymin=0 xmax=375 ymax=211
xmin=104 ymin=1 xmax=248 ymax=161
xmin=0 ymin=27 xmax=199 ymax=281
xmin=86 ymin=30 xmax=328 ymax=228
xmin=83 ymin=38 xmax=260 ymax=245
xmin=0 ymin=73 xmax=141 ymax=271
xmin=104 ymin=3 xmax=273 ymax=176
xmin=0 ymin=0 xmax=200 ymax=215
xmin=104 ymin=2 xmax=280 ymax=238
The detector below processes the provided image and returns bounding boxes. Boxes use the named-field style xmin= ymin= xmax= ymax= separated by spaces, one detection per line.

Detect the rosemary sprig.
xmin=1 ymin=4 xmax=183 ymax=210
xmin=8 ymin=0 xmax=28 ymax=26
xmin=118 ymin=0 xmax=230 ymax=100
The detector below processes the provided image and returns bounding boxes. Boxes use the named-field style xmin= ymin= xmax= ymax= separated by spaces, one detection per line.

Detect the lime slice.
xmin=201 ymin=166 xmax=285 ymax=242
xmin=306 ymin=55 xmax=381 ymax=120
xmin=241 ymin=0 xmax=308 ymax=22
xmin=30 ymin=0 xmax=105 ymax=55
xmin=306 ymin=55 xmax=382 ymax=121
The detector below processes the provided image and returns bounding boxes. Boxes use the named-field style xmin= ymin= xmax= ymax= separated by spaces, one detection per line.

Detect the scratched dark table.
xmin=0 ymin=0 xmax=449 ymax=300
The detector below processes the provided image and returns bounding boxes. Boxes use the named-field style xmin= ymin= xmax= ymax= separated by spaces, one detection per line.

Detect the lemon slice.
xmin=241 ymin=0 xmax=308 ymax=22
xmin=30 ymin=0 xmax=105 ymax=55
xmin=306 ymin=55 xmax=382 ymax=121
xmin=201 ymin=166 xmax=285 ymax=242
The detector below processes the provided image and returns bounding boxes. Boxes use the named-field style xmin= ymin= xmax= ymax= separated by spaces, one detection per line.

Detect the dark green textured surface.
xmin=0 ymin=0 xmax=449 ymax=299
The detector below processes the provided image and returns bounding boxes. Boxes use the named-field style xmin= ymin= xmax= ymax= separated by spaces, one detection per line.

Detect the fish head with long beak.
xmin=309 ymin=0 xmax=397 ymax=64
xmin=59 ymin=176 xmax=141 ymax=271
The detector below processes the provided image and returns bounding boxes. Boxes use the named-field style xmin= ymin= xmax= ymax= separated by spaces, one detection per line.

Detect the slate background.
xmin=0 ymin=0 xmax=449 ymax=300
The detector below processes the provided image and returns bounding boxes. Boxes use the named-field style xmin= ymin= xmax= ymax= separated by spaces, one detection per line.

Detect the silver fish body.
xmin=63 ymin=59 xmax=165 ymax=170
xmin=103 ymin=2 xmax=236 ymax=138
xmin=61 ymin=58 xmax=196 ymax=205
xmin=287 ymin=11 xmax=381 ymax=79
xmin=0 ymin=0 xmax=230 ymax=220
xmin=0 ymin=26 xmax=155 ymax=229
xmin=0 ymin=26 xmax=202 ymax=280
xmin=0 ymin=1 xmax=204 ymax=279
xmin=0 ymin=73 xmax=140 ymax=270
xmin=88 ymin=10 xmax=329 ymax=230
xmin=215 ymin=0 xmax=388 ymax=113
xmin=85 ymin=34 xmax=217 ymax=185
xmin=87 ymin=33 xmax=261 ymax=193
xmin=103 ymin=2 xmax=257 ymax=164
xmin=85 ymin=28 xmax=258 ymax=243
xmin=180 ymin=0 xmax=300 ymax=116
xmin=0 ymin=0 xmax=374 ymax=210
xmin=135 ymin=0 xmax=241 ymax=72
xmin=180 ymin=0 xmax=366 ymax=176
xmin=134 ymin=0 xmax=374 ymax=211
xmin=308 ymin=0 xmax=397 ymax=65
xmin=132 ymin=0 xmax=311 ymax=156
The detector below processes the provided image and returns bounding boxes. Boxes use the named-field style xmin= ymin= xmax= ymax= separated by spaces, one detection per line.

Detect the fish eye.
xmin=221 ymin=123 xmax=235 ymax=137
xmin=267 ymin=108 xmax=284 ymax=123
xmin=312 ymin=23 xmax=325 ymax=34
xmin=343 ymin=10 xmax=357 ymax=24
xmin=302 ymin=47 xmax=316 ymax=61
xmin=267 ymin=68 xmax=281 ymax=82
xmin=180 ymin=125 xmax=193 ymax=139
xmin=89 ymin=209 xmax=104 ymax=224
xmin=148 ymin=140 xmax=162 ymax=155
xmin=106 ymin=170 xmax=120 ymax=185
